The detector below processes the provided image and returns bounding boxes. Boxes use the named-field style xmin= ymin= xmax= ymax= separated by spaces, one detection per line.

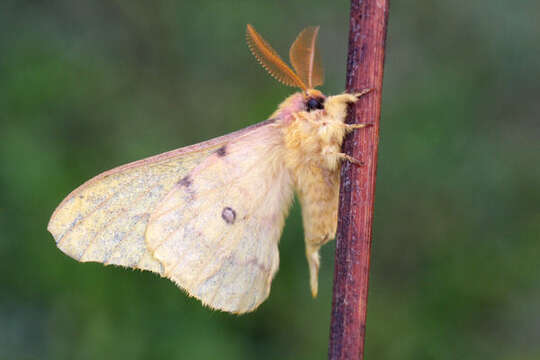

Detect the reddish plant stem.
xmin=328 ymin=0 xmax=389 ymax=359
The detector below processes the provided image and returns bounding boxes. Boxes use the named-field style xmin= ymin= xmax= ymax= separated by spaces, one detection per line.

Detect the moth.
xmin=48 ymin=24 xmax=370 ymax=314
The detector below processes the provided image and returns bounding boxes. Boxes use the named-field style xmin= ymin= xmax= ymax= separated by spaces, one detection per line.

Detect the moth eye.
xmin=306 ymin=97 xmax=325 ymax=112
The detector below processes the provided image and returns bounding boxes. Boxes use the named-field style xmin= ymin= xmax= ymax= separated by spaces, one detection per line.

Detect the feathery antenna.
xmin=289 ymin=26 xmax=324 ymax=89
xmin=246 ymin=24 xmax=307 ymax=90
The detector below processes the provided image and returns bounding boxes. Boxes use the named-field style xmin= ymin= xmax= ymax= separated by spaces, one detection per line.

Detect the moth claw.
xmin=354 ymin=88 xmax=373 ymax=99
xmin=339 ymin=153 xmax=365 ymax=166
xmin=346 ymin=123 xmax=374 ymax=131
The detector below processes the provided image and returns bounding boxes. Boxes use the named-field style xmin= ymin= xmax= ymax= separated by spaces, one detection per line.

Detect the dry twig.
xmin=328 ymin=0 xmax=390 ymax=359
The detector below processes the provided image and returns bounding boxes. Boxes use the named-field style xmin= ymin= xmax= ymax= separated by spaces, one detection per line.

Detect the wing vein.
xmin=58 ymin=175 xmax=140 ymax=249
xmin=77 ymin=172 xmax=164 ymax=260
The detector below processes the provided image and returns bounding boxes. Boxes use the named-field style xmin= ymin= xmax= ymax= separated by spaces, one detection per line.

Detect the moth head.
xmin=246 ymin=25 xmax=327 ymax=121
xmin=270 ymin=89 xmax=328 ymax=123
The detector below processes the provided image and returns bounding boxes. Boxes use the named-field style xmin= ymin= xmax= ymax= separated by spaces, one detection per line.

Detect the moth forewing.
xmin=47 ymin=120 xmax=274 ymax=273
xmin=146 ymin=124 xmax=294 ymax=313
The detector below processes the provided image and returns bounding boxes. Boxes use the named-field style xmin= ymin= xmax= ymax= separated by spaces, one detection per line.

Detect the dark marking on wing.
xmin=221 ymin=207 xmax=236 ymax=224
xmin=178 ymin=175 xmax=192 ymax=187
xmin=216 ymin=145 xmax=227 ymax=157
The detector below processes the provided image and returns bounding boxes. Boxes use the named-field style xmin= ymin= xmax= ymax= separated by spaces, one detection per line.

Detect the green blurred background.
xmin=1 ymin=1 xmax=539 ymax=359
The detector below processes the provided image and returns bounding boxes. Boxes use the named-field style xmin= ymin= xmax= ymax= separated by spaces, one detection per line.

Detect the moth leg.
xmin=322 ymin=147 xmax=365 ymax=169
xmin=337 ymin=153 xmax=364 ymax=166
xmin=344 ymin=123 xmax=373 ymax=132
xmin=353 ymin=88 xmax=373 ymax=99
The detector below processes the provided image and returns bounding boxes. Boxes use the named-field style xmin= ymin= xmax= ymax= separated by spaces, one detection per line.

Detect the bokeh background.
xmin=1 ymin=1 xmax=539 ymax=359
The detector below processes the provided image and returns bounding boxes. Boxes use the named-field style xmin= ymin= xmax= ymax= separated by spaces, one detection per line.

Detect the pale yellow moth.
xmin=48 ymin=24 xmax=370 ymax=314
